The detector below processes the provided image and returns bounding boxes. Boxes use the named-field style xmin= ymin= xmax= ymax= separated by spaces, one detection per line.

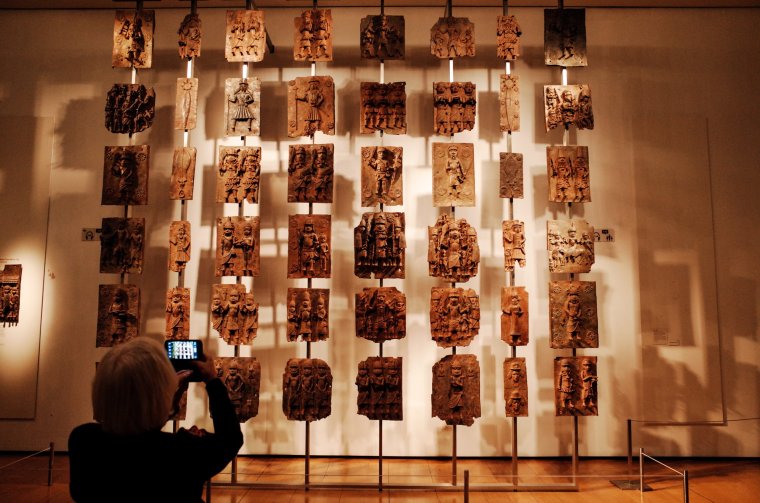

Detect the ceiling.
xmin=2 ymin=1 xmax=758 ymax=9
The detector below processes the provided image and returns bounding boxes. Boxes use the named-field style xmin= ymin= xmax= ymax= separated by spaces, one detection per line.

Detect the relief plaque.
xmin=433 ymin=143 xmax=475 ymax=207
xmin=354 ymin=212 xmax=405 ymax=279
xmin=355 ymin=287 xmax=406 ymax=342
xmin=175 ymin=78 xmax=199 ymax=131
xmin=555 ymin=357 xmax=598 ymax=416
xmin=549 ymin=280 xmax=599 ymax=349
xmin=0 ymin=264 xmax=21 ymax=327
xmin=361 ymin=146 xmax=403 ymax=207
xmin=168 ymin=221 xmax=191 ymax=273
xmin=360 ymin=82 xmax=407 ymax=135
xmin=105 ymin=84 xmax=155 ymax=134
xmin=544 ymin=85 xmax=594 ymax=131
xmin=287 ymin=76 xmax=335 ymax=137
xmin=102 ymin=145 xmax=149 ymax=206
xmin=96 ymin=284 xmax=139 ymax=347
xmin=165 ymin=287 xmax=190 ymax=341
xmin=497 ymin=15 xmax=521 ymax=60
xmin=216 ymin=146 xmax=261 ymax=204
xmin=112 ymin=10 xmax=154 ymax=68
xmin=428 ymin=214 xmax=480 ymax=282
xmin=225 ymin=78 xmax=261 ymax=137
xmin=286 ymin=288 xmax=329 ymax=342
xmin=360 ymin=15 xmax=405 ymax=60
xmin=504 ymin=358 xmax=528 ymax=417
xmin=215 ymin=357 xmax=261 ymax=422
xmin=170 ymin=147 xmax=196 ymax=200
xmin=500 ymin=153 xmax=523 ymax=199
xmin=216 ymin=216 xmax=260 ymax=278
xmin=283 ymin=358 xmax=332 ymax=421
xmin=100 ymin=218 xmax=144 ymax=274
xmin=501 ymin=286 xmax=529 ymax=346
xmin=225 ymin=10 xmax=266 ymax=62
xmin=432 ymin=354 xmax=481 ymax=426
xmin=433 ymin=82 xmax=476 ymax=136
xmin=547 ymin=146 xmax=591 ymax=203
xmin=357 ymin=357 xmax=402 ymax=421
xmin=502 ymin=220 xmax=526 ymax=272
xmin=211 ymin=284 xmax=258 ymax=346
xmin=177 ymin=12 xmax=202 ymax=59
xmin=499 ymin=75 xmax=520 ymax=132
xmin=288 ymin=144 xmax=334 ymax=203
xmin=287 ymin=215 xmax=331 ymax=279
xmin=430 ymin=287 xmax=480 ymax=348
xmin=430 ymin=17 xmax=475 ymax=59
xmin=294 ymin=9 xmax=332 ymax=62
xmin=544 ymin=9 xmax=587 ymax=67
xmin=547 ymin=219 xmax=595 ymax=273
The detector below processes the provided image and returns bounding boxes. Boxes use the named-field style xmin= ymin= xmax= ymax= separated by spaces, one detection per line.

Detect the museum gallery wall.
xmin=0 ymin=5 xmax=759 ymax=458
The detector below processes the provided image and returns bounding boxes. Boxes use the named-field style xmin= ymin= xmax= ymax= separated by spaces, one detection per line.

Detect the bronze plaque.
xmin=283 ymin=358 xmax=332 ymax=422
xmin=216 ymin=146 xmax=261 ymax=204
xmin=430 ymin=287 xmax=480 ymax=348
xmin=177 ymin=12 xmax=202 ymax=60
xmin=544 ymin=85 xmax=594 ymax=131
xmin=360 ymin=15 xmax=405 ymax=60
xmin=165 ymin=287 xmax=190 ymax=341
xmin=294 ymin=9 xmax=333 ymax=62
xmin=287 ymin=214 xmax=331 ymax=279
xmin=225 ymin=78 xmax=261 ymax=137
xmin=433 ymin=82 xmax=477 ymax=136
xmin=432 ymin=354 xmax=481 ymax=426
xmin=288 ymin=144 xmax=334 ymax=203
xmin=168 ymin=221 xmax=191 ymax=273
xmin=102 ymin=145 xmax=149 ymax=206
xmin=547 ymin=146 xmax=591 ymax=203
xmin=216 ymin=216 xmax=260 ymax=278
xmin=502 ymin=219 xmax=526 ymax=272
xmin=215 ymin=357 xmax=261 ymax=422
xmin=211 ymin=284 xmax=258 ymax=346
xmin=287 ymin=76 xmax=335 ymax=137
xmin=357 ymin=357 xmax=402 ymax=421
xmin=286 ymin=288 xmax=329 ymax=343
xmin=500 ymin=153 xmax=523 ymax=199
xmin=549 ymin=280 xmax=599 ymax=349
xmin=428 ymin=214 xmax=480 ymax=283
xmin=430 ymin=17 xmax=475 ymax=59
xmin=175 ymin=78 xmax=198 ymax=131
xmin=96 ymin=284 xmax=139 ymax=347
xmin=501 ymin=286 xmax=528 ymax=346
xmin=547 ymin=219 xmax=595 ymax=273
xmin=499 ymin=75 xmax=520 ymax=132
xmin=225 ymin=10 xmax=266 ymax=62
xmin=354 ymin=212 xmax=405 ymax=279
xmin=361 ymin=146 xmax=403 ymax=207
xmin=0 ymin=264 xmax=21 ymax=327
xmin=360 ymin=82 xmax=407 ymax=135
xmin=170 ymin=147 xmax=196 ymax=201
xmin=497 ymin=15 xmax=521 ymax=60
xmin=100 ymin=218 xmax=144 ymax=274
xmin=555 ymin=357 xmax=598 ymax=416
xmin=105 ymin=84 xmax=155 ymax=134
xmin=112 ymin=10 xmax=154 ymax=68
xmin=544 ymin=9 xmax=587 ymax=67
xmin=433 ymin=143 xmax=475 ymax=207
xmin=504 ymin=358 xmax=528 ymax=417
xmin=355 ymin=287 xmax=406 ymax=342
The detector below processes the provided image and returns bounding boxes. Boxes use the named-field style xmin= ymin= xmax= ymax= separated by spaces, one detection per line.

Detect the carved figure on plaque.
xmin=287 ymin=215 xmax=331 ymax=279
xmin=544 ymin=9 xmax=587 ymax=67
xmin=555 ymin=357 xmax=597 ymax=416
xmin=102 ymin=145 xmax=149 ymax=206
xmin=100 ymin=218 xmax=144 ymax=274
xmin=501 ymin=286 xmax=529 ymax=346
xmin=360 ymin=82 xmax=407 ymax=135
xmin=433 ymin=82 xmax=476 ymax=136
xmin=215 ymin=357 xmax=261 ymax=422
xmin=504 ymin=358 xmax=528 ymax=417
xmin=497 ymin=15 xmax=521 ymax=60
xmin=211 ymin=284 xmax=258 ymax=345
xmin=432 ymin=143 xmax=475 ymax=207
xmin=360 ymin=15 xmax=405 ymax=60
xmin=168 ymin=221 xmax=191 ymax=273
xmin=105 ymin=84 xmax=155 ymax=134
xmin=356 ymin=357 xmax=403 ymax=421
xmin=216 ymin=146 xmax=261 ymax=204
xmin=354 ymin=212 xmax=405 ymax=279
xmin=0 ymin=264 xmax=21 ymax=327
xmin=294 ymin=9 xmax=332 ymax=61
xmin=499 ymin=75 xmax=520 ymax=132
xmin=175 ymin=78 xmax=198 ymax=131
xmin=282 ymin=358 xmax=332 ymax=422
xmin=502 ymin=220 xmax=526 ymax=272
xmin=287 ymin=144 xmax=334 ymax=203
xmin=225 ymin=10 xmax=266 ymax=62
xmin=547 ymin=146 xmax=591 ymax=203
xmin=177 ymin=12 xmax=202 ymax=59
xmin=544 ymin=85 xmax=594 ymax=131
xmin=430 ymin=17 xmax=475 ymax=59
xmin=550 ymin=281 xmax=598 ymax=348
xmin=165 ymin=287 xmax=190 ymax=340
xmin=113 ymin=10 xmax=154 ymax=68
xmin=361 ymin=146 xmax=403 ymax=207
xmin=430 ymin=287 xmax=480 ymax=348
xmin=547 ymin=219 xmax=595 ymax=273
xmin=171 ymin=147 xmax=196 ymax=200
xmin=215 ymin=216 xmax=260 ymax=278
xmin=432 ymin=354 xmax=481 ymax=426
xmin=225 ymin=78 xmax=261 ymax=137
xmin=286 ymin=288 xmax=329 ymax=342
xmin=288 ymin=77 xmax=335 ymax=137
xmin=355 ymin=287 xmax=406 ymax=342
xmin=500 ymin=153 xmax=523 ymax=199
xmin=428 ymin=214 xmax=480 ymax=282
xmin=96 ymin=284 xmax=139 ymax=347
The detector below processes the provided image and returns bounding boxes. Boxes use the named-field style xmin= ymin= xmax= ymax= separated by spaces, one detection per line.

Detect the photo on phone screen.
xmin=166 ymin=340 xmax=200 ymax=361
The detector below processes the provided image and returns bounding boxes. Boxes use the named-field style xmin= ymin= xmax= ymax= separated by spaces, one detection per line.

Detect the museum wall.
xmin=0 ymin=6 xmax=758 ymax=457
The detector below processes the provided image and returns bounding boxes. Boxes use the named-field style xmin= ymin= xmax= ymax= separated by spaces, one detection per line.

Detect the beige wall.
xmin=0 ymin=6 xmax=758 ymax=457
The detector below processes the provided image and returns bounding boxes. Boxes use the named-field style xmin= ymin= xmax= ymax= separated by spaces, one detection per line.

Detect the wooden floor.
xmin=1 ymin=454 xmax=758 ymax=502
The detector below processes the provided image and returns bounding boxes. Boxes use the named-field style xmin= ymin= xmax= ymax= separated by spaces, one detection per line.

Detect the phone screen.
xmin=166 ymin=340 xmax=200 ymax=361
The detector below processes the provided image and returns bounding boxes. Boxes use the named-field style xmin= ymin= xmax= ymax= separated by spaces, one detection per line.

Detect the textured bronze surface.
xmin=432 ymin=354 xmax=481 ymax=426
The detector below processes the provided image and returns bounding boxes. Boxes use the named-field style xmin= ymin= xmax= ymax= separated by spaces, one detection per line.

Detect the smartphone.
xmin=165 ymin=339 xmax=203 ymax=373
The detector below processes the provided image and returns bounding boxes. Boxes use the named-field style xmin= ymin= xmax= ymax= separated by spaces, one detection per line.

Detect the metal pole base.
xmin=610 ymin=479 xmax=652 ymax=491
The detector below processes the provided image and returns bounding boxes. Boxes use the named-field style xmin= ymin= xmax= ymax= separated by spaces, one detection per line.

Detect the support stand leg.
xmin=452 ymin=424 xmax=457 ymax=486
xmin=47 ymin=442 xmax=54 ymax=487
xmin=572 ymin=415 xmax=578 ymax=487
xmin=379 ymin=419 xmax=383 ymax=491
xmin=305 ymin=420 xmax=310 ymax=490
